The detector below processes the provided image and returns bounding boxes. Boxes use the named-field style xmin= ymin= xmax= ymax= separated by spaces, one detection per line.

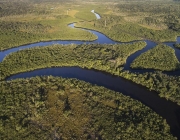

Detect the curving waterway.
xmin=2 ymin=11 xmax=180 ymax=139
xmin=6 ymin=67 xmax=180 ymax=139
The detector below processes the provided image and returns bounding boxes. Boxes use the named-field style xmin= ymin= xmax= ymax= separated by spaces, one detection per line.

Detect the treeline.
xmin=113 ymin=23 xmax=179 ymax=42
xmin=0 ymin=1 xmax=34 ymax=17
xmin=116 ymin=2 xmax=180 ymax=32
xmin=0 ymin=76 xmax=176 ymax=139
xmin=0 ymin=0 xmax=77 ymax=17
xmin=131 ymin=44 xmax=180 ymax=71
xmin=76 ymin=14 xmax=180 ymax=42
xmin=0 ymin=16 xmax=97 ymax=51
xmin=1 ymin=42 xmax=180 ymax=105
xmin=0 ymin=42 xmax=146 ymax=80
xmin=76 ymin=1 xmax=179 ymax=34
xmin=119 ymin=71 xmax=180 ymax=105
xmin=76 ymin=15 xmax=142 ymax=42
xmin=0 ymin=21 xmax=51 ymax=33
xmin=0 ymin=21 xmax=52 ymax=51
xmin=174 ymin=43 xmax=180 ymax=49
xmin=116 ymin=2 xmax=180 ymax=15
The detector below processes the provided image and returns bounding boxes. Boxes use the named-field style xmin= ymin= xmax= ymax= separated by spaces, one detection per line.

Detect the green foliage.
xmin=112 ymin=23 xmax=179 ymax=42
xmin=77 ymin=19 xmax=180 ymax=42
xmin=0 ymin=1 xmax=34 ymax=17
xmin=0 ymin=42 xmax=146 ymax=80
xmin=116 ymin=2 xmax=180 ymax=31
xmin=76 ymin=15 xmax=142 ymax=42
xmin=0 ymin=16 xmax=97 ymax=51
xmin=116 ymin=2 xmax=180 ymax=16
xmin=1 ymin=42 xmax=180 ymax=105
xmin=75 ymin=1 xmax=180 ymax=42
xmin=119 ymin=71 xmax=180 ymax=106
xmin=131 ymin=44 xmax=180 ymax=71
xmin=174 ymin=43 xmax=180 ymax=49
xmin=0 ymin=76 xmax=176 ymax=139
xmin=0 ymin=1 xmax=100 ymax=50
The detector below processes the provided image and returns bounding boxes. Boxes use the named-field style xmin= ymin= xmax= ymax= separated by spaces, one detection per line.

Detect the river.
xmin=2 ymin=11 xmax=180 ymax=139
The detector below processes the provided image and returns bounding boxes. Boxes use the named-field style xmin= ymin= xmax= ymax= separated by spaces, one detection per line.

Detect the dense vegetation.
xmin=131 ymin=44 xmax=180 ymax=71
xmin=0 ymin=16 xmax=98 ymax=51
xmin=0 ymin=42 xmax=146 ymax=80
xmin=1 ymin=1 xmax=180 ymax=139
xmin=0 ymin=76 xmax=176 ymax=139
xmin=116 ymin=2 xmax=180 ymax=30
xmin=174 ymin=43 xmax=180 ymax=49
xmin=119 ymin=71 xmax=180 ymax=105
xmin=76 ymin=15 xmax=179 ymax=42
xmin=75 ymin=1 xmax=180 ymax=42
xmin=0 ymin=1 xmax=99 ymax=50
xmin=75 ymin=15 xmax=142 ymax=42
xmin=0 ymin=1 xmax=34 ymax=17
xmin=1 ymin=43 xmax=180 ymax=105
xmin=1 ymin=1 xmax=180 ymax=50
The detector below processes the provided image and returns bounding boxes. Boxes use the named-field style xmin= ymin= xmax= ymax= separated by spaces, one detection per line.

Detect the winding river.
xmin=2 ymin=11 xmax=180 ymax=139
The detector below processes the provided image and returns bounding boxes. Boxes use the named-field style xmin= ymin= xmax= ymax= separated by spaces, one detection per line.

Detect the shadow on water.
xmin=6 ymin=67 xmax=180 ymax=139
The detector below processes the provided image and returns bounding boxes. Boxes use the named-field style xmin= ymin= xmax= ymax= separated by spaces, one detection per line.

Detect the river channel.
xmin=2 ymin=11 xmax=180 ymax=139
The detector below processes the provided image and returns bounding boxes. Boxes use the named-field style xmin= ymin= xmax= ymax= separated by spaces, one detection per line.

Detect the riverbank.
xmin=1 ymin=76 xmax=178 ymax=139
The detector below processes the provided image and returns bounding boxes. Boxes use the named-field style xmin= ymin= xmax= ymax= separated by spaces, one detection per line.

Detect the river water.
xmin=2 ymin=11 xmax=180 ymax=139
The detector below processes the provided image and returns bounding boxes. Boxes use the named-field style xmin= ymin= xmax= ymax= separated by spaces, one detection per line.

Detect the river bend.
xmin=2 ymin=11 xmax=180 ymax=139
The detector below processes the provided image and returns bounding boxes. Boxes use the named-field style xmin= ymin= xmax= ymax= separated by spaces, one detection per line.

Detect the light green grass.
xmin=75 ymin=11 xmax=96 ymax=21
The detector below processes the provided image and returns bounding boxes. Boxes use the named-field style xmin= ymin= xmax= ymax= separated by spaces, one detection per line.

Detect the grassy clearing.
xmin=68 ymin=10 xmax=79 ymax=18
xmin=75 ymin=11 xmax=96 ymax=21
xmin=131 ymin=44 xmax=180 ymax=71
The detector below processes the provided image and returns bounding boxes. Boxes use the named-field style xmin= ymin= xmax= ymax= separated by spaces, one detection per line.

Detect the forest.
xmin=0 ymin=76 xmax=176 ymax=139
xmin=174 ymin=43 xmax=180 ymax=49
xmin=0 ymin=1 xmax=98 ymax=50
xmin=0 ymin=42 xmax=146 ymax=80
xmin=1 ymin=0 xmax=180 ymax=50
xmin=76 ymin=1 xmax=180 ymax=42
xmin=1 ymin=42 xmax=180 ymax=106
xmin=1 ymin=0 xmax=180 ymax=139
xmin=131 ymin=44 xmax=180 ymax=71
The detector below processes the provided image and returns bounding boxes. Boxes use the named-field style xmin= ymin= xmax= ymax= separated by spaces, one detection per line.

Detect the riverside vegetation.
xmin=0 ymin=42 xmax=146 ymax=80
xmin=1 ymin=43 xmax=180 ymax=106
xmin=1 ymin=0 xmax=180 ymax=139
xmin=1 ymin=1 xmax=180 ymax=51
xmin=76 ymin=1 xmax=180 ymax=42
xmin=0 ymin=17 xmax=97 ymax=51
xmin=0 ymin=76 xmax=176 ymax=139
xmin=0 ymin=1 xmax=98 ymax=51
xmin=174 ymin=43 xmax=180 ymax=49
xmin=131 ymin=44 xmax=180 ymax=71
